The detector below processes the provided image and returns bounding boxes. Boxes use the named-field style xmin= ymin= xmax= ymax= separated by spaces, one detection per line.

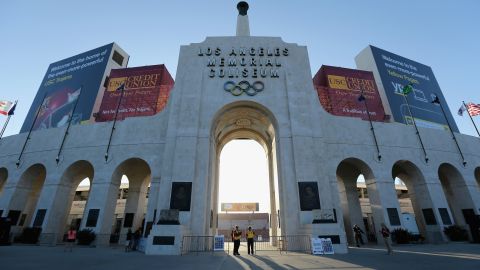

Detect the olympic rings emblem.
xmin=223 ymin=81 xmax=265 ymax=96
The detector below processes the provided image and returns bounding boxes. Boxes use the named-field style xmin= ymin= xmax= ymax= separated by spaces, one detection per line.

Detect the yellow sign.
xmin=327 ymin=75 xmax=349 ymax=90
xmin=107 ymin=77 xmax=127 ymax=92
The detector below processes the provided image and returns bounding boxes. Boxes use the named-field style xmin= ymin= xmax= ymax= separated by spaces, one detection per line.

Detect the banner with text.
xmin=313 ymin=65 xmax=386 ymax=122
xmin=362 ymin=45 xmax=458 ymax=131
xmin=95 ymin=65 xmax=174 ymax=122
xmin=20 ymin=43 xmax=118 ymax=133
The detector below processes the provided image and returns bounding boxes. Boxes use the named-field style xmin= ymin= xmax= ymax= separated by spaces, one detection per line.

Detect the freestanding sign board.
xmin=311 ymin=238 xmax=335 ymax=255
xmin=311 ymin=238 xmax=323 ymax=255
xmin=214 ymin=235 xmax=225 ymax=251
xmin=356 ymin=45 xmax=458 ymax=131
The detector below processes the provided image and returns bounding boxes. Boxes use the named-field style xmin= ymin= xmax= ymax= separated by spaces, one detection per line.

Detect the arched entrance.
xmin=109 ymin=158 xmax=151 ymax=244
xmin=438 ymin=163 xmax=478 ymax=241
xmin=210 ymin=102 xmax=282 ymax=240
xmin=392 ymin=160 xmax=441 ymax=243
xmin=336 ymin=158 xmax=378 ymax=245
xmin=0 ymin=167 xmax=7 ymax=195
xmin=46 ymin=160 xmax=94 ymax=243
xmin=8 ymin=164 xmax=46 ymax=231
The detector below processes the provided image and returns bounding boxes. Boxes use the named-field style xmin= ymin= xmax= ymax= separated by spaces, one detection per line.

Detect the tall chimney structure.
xmin=236 ymin=1 xmax=250 ymax=36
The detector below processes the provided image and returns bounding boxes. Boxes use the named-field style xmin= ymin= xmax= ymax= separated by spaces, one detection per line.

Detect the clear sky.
xmin=1 ymin=0 xmax=480 ymax=137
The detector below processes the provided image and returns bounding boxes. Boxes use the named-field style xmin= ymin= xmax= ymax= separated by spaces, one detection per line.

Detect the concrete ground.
xmin=0 ymin=243 xmax=479 ymax=270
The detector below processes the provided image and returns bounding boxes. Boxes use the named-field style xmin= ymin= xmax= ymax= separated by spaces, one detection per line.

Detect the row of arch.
xmin=337 ymin=158 xmax=480 ymax=245
xmin=0 ymin=158 xmax=152 ymax=245
xmin=1 ymin=155 xmax=480 ymax=245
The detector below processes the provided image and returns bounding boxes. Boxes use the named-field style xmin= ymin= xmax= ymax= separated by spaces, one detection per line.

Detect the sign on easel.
xmin=214 ymin=235 xmax=225 ymax=251
xmin=311 ymin=238 xmax=335 ymax=255
xmin=311 ymin=238 xmax=323 ymax=255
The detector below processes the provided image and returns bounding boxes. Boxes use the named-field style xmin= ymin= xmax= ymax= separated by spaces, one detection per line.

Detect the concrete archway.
xmin=392 ymin=160 xmax=443 ymax=243
xmin=109 ymin=158 xmax=151 ymax=244
xmin=438 ymin=163 xmax=478 ymax=241
xmin=209 ymin=101 xmax=283 ymax=240
xmin=0 ymin=167 xmax=7 ymax=195
xmin=8 ymin=164 xmax=46 ymax=232
xmin=336 ymin=158 xmax=377 ymax=245
xmin=37 ymin=160 xmax=94 ymax=244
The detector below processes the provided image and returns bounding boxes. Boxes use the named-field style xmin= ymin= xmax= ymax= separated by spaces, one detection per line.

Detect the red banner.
xmin=313 ymin=65 xmax=386 ymax=122
xmin=95 ymin=65 xmax=174 ymax=122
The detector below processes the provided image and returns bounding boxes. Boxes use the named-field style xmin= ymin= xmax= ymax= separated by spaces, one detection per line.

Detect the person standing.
xmin=246 ymin=226 xmax=255 ymax=255
xmin=353 ymin=224 xmax=364 ymax=247
xmin=132 ymin=228 xmax=141 ymax=251
xmin=65 ymin=227 xmax=76 ymax=252
xmin=380 ymin=223 xmax=393 ymax=254
xmin=231 ymin=225 xmax=242 ymax=256
xmin=125 ymin=229 xmax=133 ymax=252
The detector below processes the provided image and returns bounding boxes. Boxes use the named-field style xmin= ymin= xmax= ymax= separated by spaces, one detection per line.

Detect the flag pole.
xmin=0 ymin=100 xmax=17 ymax=141
xmin=105 ymin=58 xmax=129 ymax=162
xmin=360 ymin=91 xmax=381 ymax=161
xmin=435 ymin=97 xmax=466 ymax=166
xmin=56 ymin=86 xmax=83 ymax=164
xmin=17 ymin=93 xmax=48 ymax=167
xmin=402 ymin=92 xmax=429 ymax=163
xmin=463 ymin=101 xmax=480 ymax=137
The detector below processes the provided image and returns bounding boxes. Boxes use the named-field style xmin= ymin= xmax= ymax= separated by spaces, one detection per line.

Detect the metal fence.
xmin=253 ymin=235 xmax=311 ymax=254
xmin=181 ymin=235 xmax=310 ymax=255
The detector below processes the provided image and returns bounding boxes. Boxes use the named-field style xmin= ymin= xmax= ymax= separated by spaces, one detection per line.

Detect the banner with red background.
xmin=313 ymin=65 xmax=386 ymax=122
xmin=95 ymin=65 xmax=174 ymax=122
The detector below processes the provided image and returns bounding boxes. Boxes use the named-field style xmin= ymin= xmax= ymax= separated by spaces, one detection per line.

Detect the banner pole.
xmin=17 ymin=93 xmax=47 ymax=167
xmin=463 ymin=101 xmax=480 ymax=137
xmin=436 ymin=97 xmax=466 ymax=166
xmin=56 ymin=86 xmax=83 ymax=164
xmin=402 ymin=94 xmax=429 ymax=163
xmin=360 ymin=91 xmax=381 ymax=161
xmin=105 ymin=57 xmax=129 ymax=162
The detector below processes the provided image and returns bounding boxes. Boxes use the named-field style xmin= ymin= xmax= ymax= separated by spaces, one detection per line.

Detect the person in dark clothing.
xmin=125 ymin=229 xmax=133 ymax=252
xmin=353 ymin=224 xmax=364 ymax=247
xmin=231 ymin=225 xmax=242 ymax=255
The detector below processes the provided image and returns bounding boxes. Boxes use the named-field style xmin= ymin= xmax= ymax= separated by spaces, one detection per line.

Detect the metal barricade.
xmin=254 ymin=235 xmax=311 ymax=254
xmin=181 ymin=235 xmax=311 ymax=255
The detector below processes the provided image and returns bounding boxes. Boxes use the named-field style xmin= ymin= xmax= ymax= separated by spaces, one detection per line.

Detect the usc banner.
xmin=95 ymin=65 xmax=174 ymax=122
xmin=313 ymin=65 xmax=386 ymax=122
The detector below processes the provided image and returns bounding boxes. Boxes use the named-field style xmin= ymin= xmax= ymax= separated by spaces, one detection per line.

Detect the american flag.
xmin=466 ymin=102 xmax=480 ymax=117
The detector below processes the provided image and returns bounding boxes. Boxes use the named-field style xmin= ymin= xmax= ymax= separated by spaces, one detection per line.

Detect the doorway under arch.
xmin=336 ymin=158 xmax=378 ymax=245
xmin=392 ymin=160 xmax=439 ymax=242
xmin=44 ymin=160 xmax=94 ymax=243
xmin=109 ymin=158 xmax=151 ymax=244
xmin=438 ymin=163 xmax=478 ymax=241
xmin=209 ymin=102 xmax=282 ymax=242
xmin=8 ymin=164 xmax=46 ymax=230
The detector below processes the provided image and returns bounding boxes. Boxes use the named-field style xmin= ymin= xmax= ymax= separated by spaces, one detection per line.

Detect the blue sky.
xmin=1 ymin=0 xmax=479 ymax=137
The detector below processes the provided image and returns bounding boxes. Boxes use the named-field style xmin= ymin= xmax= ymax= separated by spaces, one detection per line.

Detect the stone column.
xmin=366 ymin=170 xmax=405 ymax=242
xmin=81 ymin=177 xmax=119 ymax=246
xmin=35 ymin=180 xmax=74 ymax=245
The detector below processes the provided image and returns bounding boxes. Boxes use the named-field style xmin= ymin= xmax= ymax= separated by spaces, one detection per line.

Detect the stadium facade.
xmin=0 ymin=2 xmax=479 ymax=255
